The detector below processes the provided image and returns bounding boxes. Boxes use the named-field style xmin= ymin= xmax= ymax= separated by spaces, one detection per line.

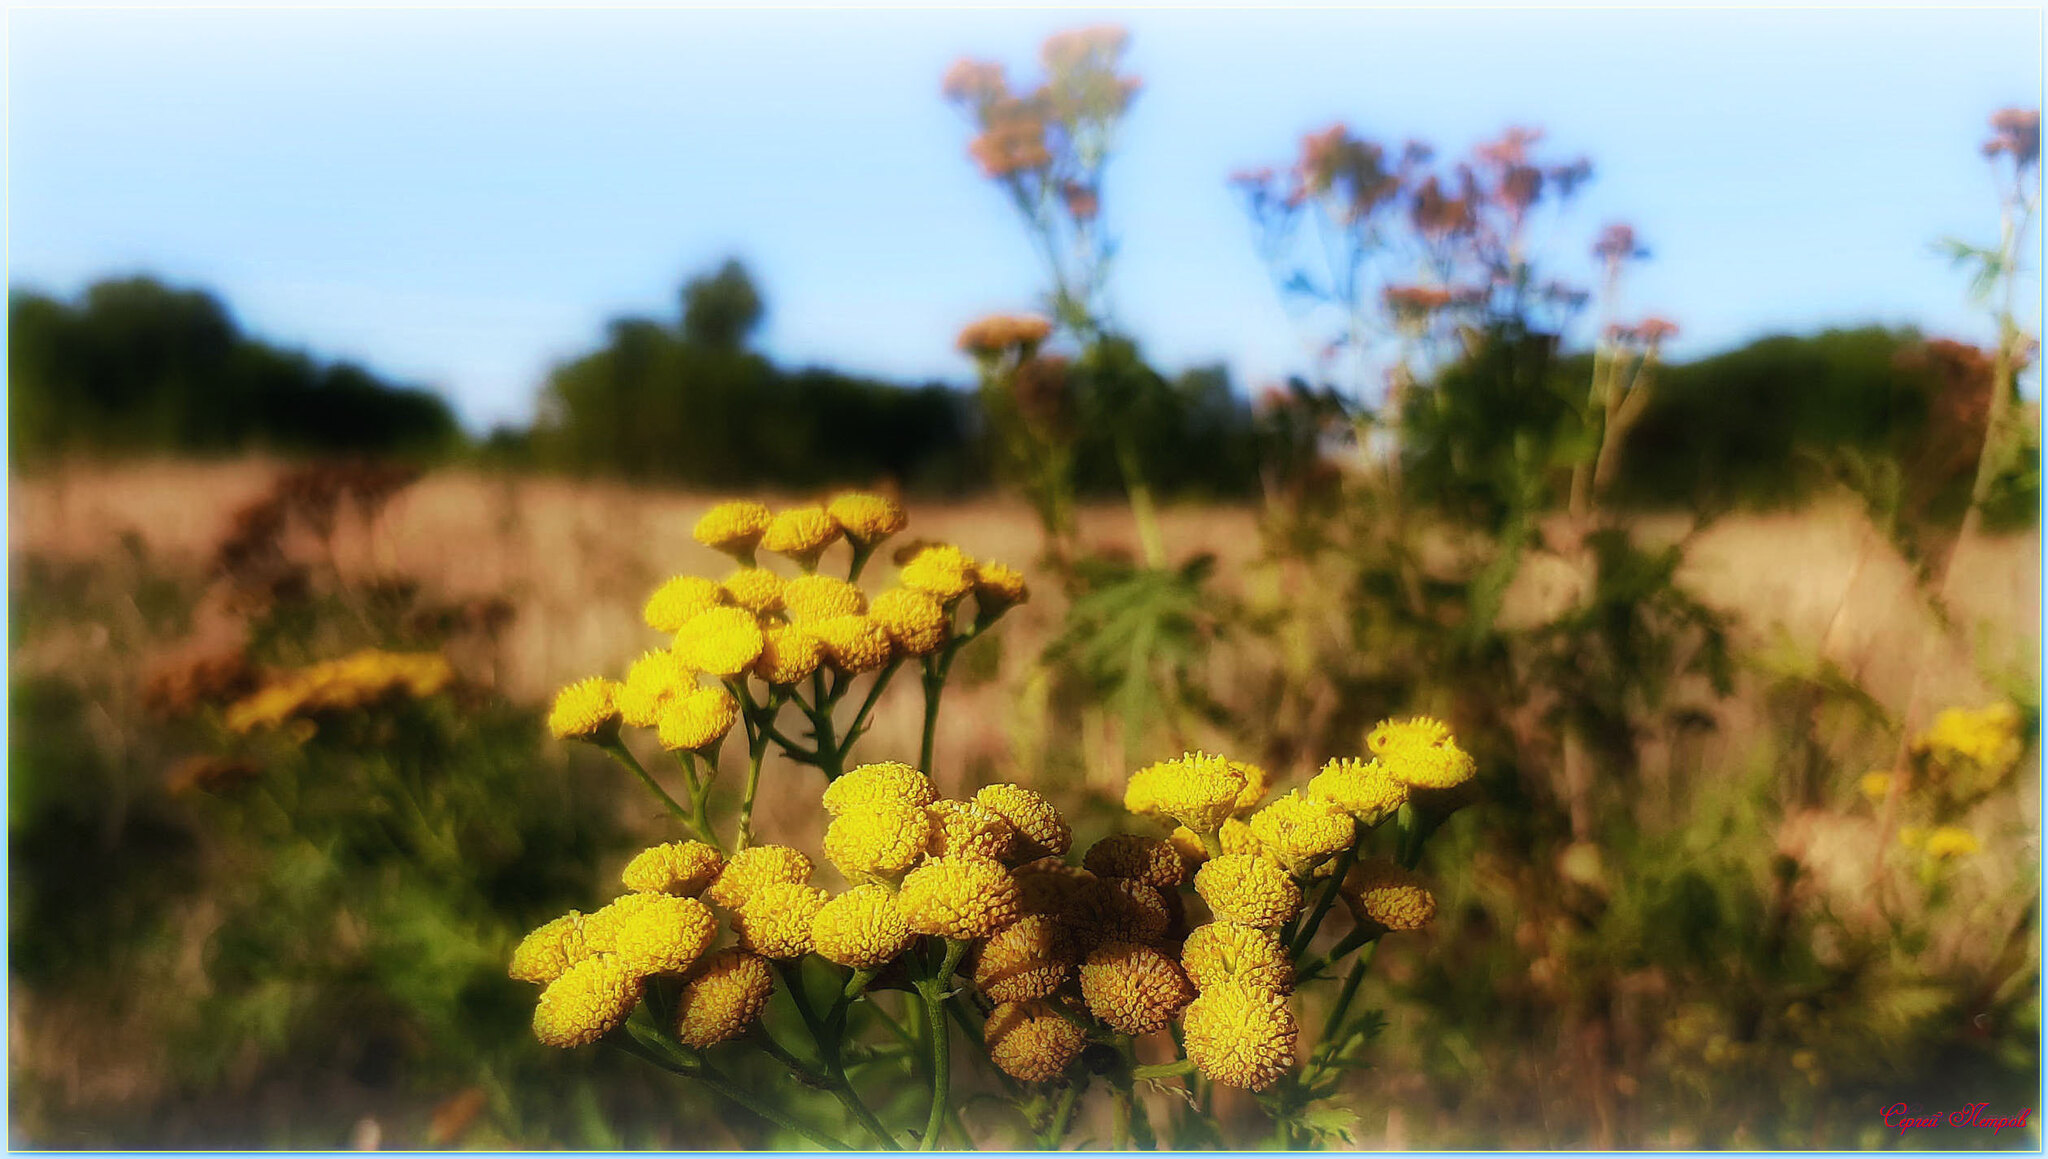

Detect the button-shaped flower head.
xmin=810 ymin=884 xmax=916 ymax=968
xmin=621 ymin=840 xmax=725 ymax=897
xmin=532 ymin=953 xmax=644 ymax=1048
xmin=548 ymin=677 xmax=621 ymax=741
xmin=1080 ymin=941 xmax=1194 ymax=1034
xmin=656 ymin=685 xmax=739 ymax=753
xmin=752 ymin=624 xmax=822 ymax=687
xmin=822 ymin=762 xmax=938 ymax=815
xmin=1307 ymin=757 xmax=1407 ymax=826
xmin=973 ymin=783 xmax=1071 ymax=861
xmin=824 ymin=801 xmax=934 ymax=882
xmin=644 ymin=576 xmax=726 ymax=635
xmin=1181 ymin=981 xmax=1298 ymax=1090
xmin=926 ymin=798 xmax=1018 ymax=862
xmin=781 ymin=575 xmax=867 ymax=623
xmin=900 ymin=544 xmax=978 ymax=603
xmin=985 ymin=1000 xmax=1087 ymax=1083
xmin=510 ymin=912 xmax=589 ymax=985
xmin=761 ymin=506 xmax=842 ymax=568
xmin=1083 ymin=834 xmax=1188 ymax=888
xmin=869 ymin=588 xmax=950 ymax=657
xmin=618 ymin=650 xmax=693 ymax=729
xmin=1126 ymin=752 xmax=1247 ymax=835
xmin=1248 ymin=791 xmax=1356 ymax=872
xmin=810 ymin=615 xmax=893 ymax=675
xmin=721 ymin=567 xmax=785 ymax=616
xmin=1368 ymin=716 xmax=1476 ymax=790
xmin=694 ymin=500 xmax=773 ymax=558
xmin=675 ymin=948 xmax=775 ymax=1048
xmin=704 ymin=844 xmax=814 ymax=910
xmin=972 ymin=914 xmax=1071 ymax=1003
xmin=733 ymin=881 xmax=829 ymax=959
xmin=1340 ymin=857 xmax=1437 ymax=931
xmin=1179 ymin=921 xmax=1294 ymax=993
xmin=586 ymin=893 xmax=717 ymax=976
xmin=1193 ymin=853 xmax=1302 ymax=929
xmin=898 ymin=856 xmax=1021 ymax=939
xmin=673 ymin=606 xmax=765 ymax=678
xmin=826 ymin=492 xmax=908 ymax=547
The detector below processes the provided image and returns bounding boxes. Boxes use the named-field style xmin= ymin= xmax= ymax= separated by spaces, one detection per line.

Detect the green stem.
xmin=618 ymin=1036 xmax=855 ymax=1151
xmin=915 ymin=939 xmax=971 ymax=1151
xmin=919 ymin=659 xmax=945 ymax=776
xmin=1289 ymin=843 xmax=1359 ymax=958
xmin=739 ymin=724 xmax=771 ymax=850
xmin=845 ymin=659 xmax=904 ymax=751
xmin=677 ymin=751 xmax=722 ymax=854
xmin=809 ymin=671 xmax=845 ymax=780
xmin=1306 ymin=941 xmax=1379 ymax=1081
xmin=1129 ymin=1059 xmax=1194 ymax=1080
xmin=1295 ymin=925 xmax=1378 ymax=985
xmin=848 ymin=540 xmax=876 ymax=583
xmin=775 ymin=962 xmax=900 ymax=1150
xmin=600 ymin=739 xmax=712 ymax=847
xmin=1041 ymin=1080 xmax=1083 ymax=1150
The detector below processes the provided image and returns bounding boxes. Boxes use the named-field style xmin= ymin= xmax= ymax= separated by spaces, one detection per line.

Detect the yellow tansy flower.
xmin=622 ymin=841 xmax=725 ymax=897
xmin=589 ymin=893 xmax=717 ymax=976
xmin=675 ymin=948 xmax=775 ymax=1048
xmin=753 ymin=624 xmax=823 ymax=686
xmin=823 ymin=762 xmax=938 ymax=815
xmin=644 ymin=576 xmax=726 ymax=635
xmin=1923 ymin=826 xmax=1981 ymax=860
xmin=973 ymin=783 xmax=1071 ymax=861
xmin=971 ymin=561 xmax=1029 ymax=611
xmin=1068 ymin=877 xmax=1172 ymax=951
xmin=656 ymin=685 xmax=739 ymax=753
xmin=1308 ymin=757 xmax=1407 ymax=826
xmin=721 ymin=567 xmax=785 ymax=616
xmin=972 ymin=914 xmax=1071 ymax=1003
xmin=900 ymin=544 xmax=978 ymax=603
xmin=1180 ymin=921 xmax=1294 ymax=993
xmin=1340 ymin=858 xmax=1436 ymax=931
xmin=733 ymin=881 xmax=829 ymax=959
xmin=694 ymin=500 xmax=774 ymax=557
xmin=532 ymin=952 xmax=644 ymax=1048
xmin=1194 ymin=854 xmax=1302 ymax=929
xmin=761 ymin=506 xmax=842 ymax=567
xmin=510 ymin=912 xmax=589 ymax=985
xmin=898 ymin=856 xmax=1021 ymax=939
xmin=1370 ymin=716 xmax=1477 ymax=789
xmin=1182 ymin=981 xmax=1297 ymax=1090
xmin=826 ymin=492 xmax=908 ymax=546
xmin=824 ymin=802 xmax=934 ymax=882
xmin=985 ymin=1000 xmax=1086 ymax=1083
xmin=673 ymin=606 xmax=765 ymax=677
xmin=705 ymin=844 xmax=814 ymax=910
xmin=618 ymin=650 xmax=693 ymax=729
xmin=782 ymin=574 xmax=867 ymax=623
xmin=1230 ymin=760 xmax=1274 ymax=813
xmin=810 ymin=615 xmax=893 ymax=674
xmin=1859 ymin=771 xmax=1894 ymax=804
xmin=869 ymin=588 xmax=950 ymax=657
xmin=927 ymin=798 xmax=1018 ymax=863
xmin=1248 ymin=791 xmax=1356 ymax=872
xmin=1126 ymin=752 xmax=1247 ymax=835
xmin=548 ymin=677 xmax=621 ymax=741
xmin=1080 ymin=941 xmax=1194 ymax=1035
xmin=1084 ymin=834 xmax=1189 ymax=888
xmin=810 ymin=884 xmax=916 ymax=968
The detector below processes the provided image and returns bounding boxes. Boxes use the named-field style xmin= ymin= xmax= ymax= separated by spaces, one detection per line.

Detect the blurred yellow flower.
xmin=656 ymin=685 xmax=739 ymax=753
xmin=869 ymin=588 xmax=950 ymax=657
xmin=1914 ymin=702 xmax=2025 ymax=772
xmin=1858 ymin=771 xmax=1894 ymax=804
xmin=644 ymin=576 xmax=725 ymax=635
xmin=693 ymin=500 xmax=774 ymax=557
xmin=900 ymin=544 xmax=978 ymax=603
xmin=826 ymin=492 xmax=909 ymax=546
xmin=1922 ymin=826 xmax=1980 ymax=860
xmin=548 ymin=677 xmax=620 ymax=741
xmin=761 ymin=506 xmax=842 ymax=566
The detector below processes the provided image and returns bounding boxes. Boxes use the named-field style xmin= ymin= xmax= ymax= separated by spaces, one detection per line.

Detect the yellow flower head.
xmin=1194 ymin=854 xmax=1302 ymax=929
xmin=622 ymin=841 xmax=725 ymax=897
xmin=1923 ymin=826 xmax=1981 ymax=861
xmin=972 ymin=561 xmax=1029 ymax=613
xmin=761 ymin=506 xmax=842 ymax=566
xmin=1083 ymin=834 xmax=1188 ymax=889
xmin=927 ymin=798 xmax=1018 ymax=862
xmin=826 ymin=492 xmax=908 ymax=546
xmin=1081 ymin=942 xmax=1194 ymax=1035
xmin=721 ymin=567 xmax=785 ymax=616
xmin=705 ymin=844 xmax=814 ymax=910
xmin=733 ymin=881 xmax=829 ymax=959
xmin=985 ymin=1000 xmax=1086 ymax=1083
xmin=810 ymin=884 xmax=916 ymax=968
xmin=1340 ymin=858 xmax=1436 ymax=931
xmin=1013 ymin=860 xmax=1093 ymax=923
xmin=1167 ymin=817 xmax=1261 ymax=867
xmin=1248 ymin=791 xmax=1357 ymax=872
xmin=898 ymin=856 xmax=1022 ymax=939
xmin=510 ymin=912 xmax=589 ymax=985
xmin=1230 ymin=761 xmax=1274 ymax=813
xmin=548 ymin=677 xmax=621 ymax=741
xmin=532 ymin=952 xmax=644 ymax=1048
xmin=1307 ymin=757 xmax=1408 ymax=826
xmin=1180 ymin=921 xmax=1294 ymax=993
xmin=973 ymin=783 xmax=1071 ymax=861
xmin=618 ymin=650 xmax=693 ymax=729
xmin=753 ymin=624 xmax=823 ymax=686
xmin=1181 ymin=981 xmax=1298 ymax=1090
xmin=823 ymin=761 xmax=940 ymax=815
xmin=1369 ymin=717 xmax=1477 ymax=790
xmin=900 ymin=544 xmax=978 ymax=603
xmin=782 ymin=574 xmax=867 ymax=623
xmin=1858 ymin=771 xmax=1894 ymax=804
xmin=810 ymin=615 xmax=893 ymax=674
xmin=824 ymin=802 xmax=935 ymax=882
xmin=656 ymin=685 xmax=739 ymax=753
xmin=694 ymin=500 xmax=774 ymax=557
xmin=972 ymin=914 xmax=1071 ymax=1003
xmin=675 ymin=948 xmax=775 ymax=1048
xmin=1125 ymin=753 xmax=1247 ymax=835
xmin=673 ymin=606 xmax=765 ymax=678
xmin=869 ymin=588 xmax=950 ymax=657
xmin=644 ymin=576 xmax=726 ymax=635
xmin=1069 ymin=877 xmax=1172 ymax=951
xmin=1915 ymin=702 xmax=2025 ymax=772
xmin=586 ymin=893 xmax=717 ymax=976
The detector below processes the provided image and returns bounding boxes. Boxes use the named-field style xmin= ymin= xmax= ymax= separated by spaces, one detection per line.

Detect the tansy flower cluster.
xmin=223 ymin=649 xmax=453 ymax=734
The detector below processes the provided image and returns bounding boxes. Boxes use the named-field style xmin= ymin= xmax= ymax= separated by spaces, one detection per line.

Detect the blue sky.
xmin=10 ymin=7 xmax=2042 ymax=431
